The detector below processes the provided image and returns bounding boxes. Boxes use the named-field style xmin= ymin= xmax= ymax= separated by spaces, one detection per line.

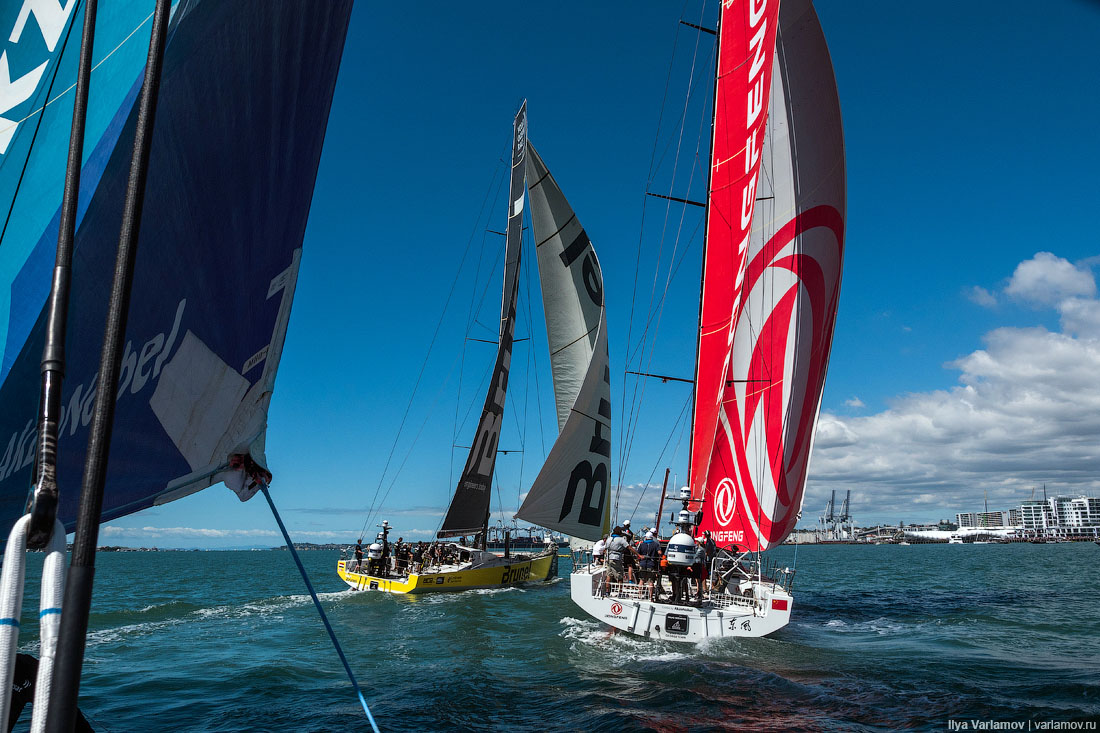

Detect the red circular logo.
xmin=715 ymin=477 xmax=737 ymax=527
xmin=610 ymin=602 xmax=623 ymax=615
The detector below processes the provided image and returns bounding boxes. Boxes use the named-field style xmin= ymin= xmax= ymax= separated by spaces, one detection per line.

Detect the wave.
xmin=558 ymin=616 xmax=693 ymax=664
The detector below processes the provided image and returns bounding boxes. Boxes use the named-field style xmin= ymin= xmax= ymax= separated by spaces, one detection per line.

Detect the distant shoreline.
xmin=67 ymin=543 xmax=351 ymax=553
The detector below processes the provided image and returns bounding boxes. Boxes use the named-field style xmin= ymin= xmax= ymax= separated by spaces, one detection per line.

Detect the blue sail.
xmin=0 ymin=0 xmax=155 ymax=384
xmin=0 ymin=0 xmax=353 ymax=537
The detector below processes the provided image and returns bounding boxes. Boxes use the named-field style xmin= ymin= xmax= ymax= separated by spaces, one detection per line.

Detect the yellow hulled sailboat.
xmin=337 ymin=102 xmax=610 ymax=594
xmin=336 ymin=537 xmax=557 ymax=595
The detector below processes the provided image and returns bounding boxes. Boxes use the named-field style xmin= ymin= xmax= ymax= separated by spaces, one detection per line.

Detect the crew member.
xmin=637 ymin=531 xmax=661 ymax=599
xmin=622 ymin=520 xmax=634 ymax=543
xmin=604 ymin=526 xmax=629 ymax=594
xmin=692 ymin=537 xmax=707 ymax=604
xmin=380 ymin=532 xmax=391 ymax=576
xmin=353 ymin=539 xmax=363 ymax=572
xmin=592 ymin=535 xmax=607 ymax=566
xmin=702 ymin=530 xmax=717 ymax=587
xmin=394 ymin=537 xmax=406 ymax=575
xmin=623 ymin=534 xmax=638 ymax=583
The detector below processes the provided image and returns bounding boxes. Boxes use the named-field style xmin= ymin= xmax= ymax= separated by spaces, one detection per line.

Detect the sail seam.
xmin=528 ymin=169 xmax=552 ymax=190
xmin=549 ymin=325 xmax=598 ymax=357
xmin=534 ymin=213 xmax=578 ymax=248
xmin=568 ymin=405 xmax=611 ymax=426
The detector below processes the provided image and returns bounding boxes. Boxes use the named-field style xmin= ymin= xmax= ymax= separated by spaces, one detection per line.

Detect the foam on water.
xmin=6 ymin=544 xmax=1096 ymax=731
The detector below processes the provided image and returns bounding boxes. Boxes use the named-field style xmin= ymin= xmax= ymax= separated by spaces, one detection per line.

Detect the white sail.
xmin=517 ymin=144 xmax=610 ymax=542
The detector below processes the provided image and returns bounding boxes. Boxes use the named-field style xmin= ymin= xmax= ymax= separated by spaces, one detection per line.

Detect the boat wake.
xmin=821 ymin=617 xmax=906 ymax=635
xmin=85 ymin=618 xmax=186 ymax=648
xmin=559 ymin=616 xmax=692 ymax=663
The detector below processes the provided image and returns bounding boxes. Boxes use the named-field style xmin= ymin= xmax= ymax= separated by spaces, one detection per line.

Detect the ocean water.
xmin=8 ymin=543 xmax=1100 ymax=732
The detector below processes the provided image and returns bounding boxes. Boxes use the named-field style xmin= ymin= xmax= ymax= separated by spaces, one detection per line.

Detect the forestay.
xmin=516 ymin=144 xmax=610 ymax=542
xmin=0 ymin=0 xmax=353 ymax=537
xmin=697 ymin=0 xmax=847 ymax=551
xmin=439 ymin=103 xmax=528 ymax=538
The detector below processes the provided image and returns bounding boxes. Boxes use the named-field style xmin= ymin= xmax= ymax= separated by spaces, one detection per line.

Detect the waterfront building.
xmin=1020 ymin=501 xmax=1053 ymax=533
xmin=956 ymin=510 xmax=1015 ymax=530
xmin=1020 ymin=496 xmax=1100 ymax=539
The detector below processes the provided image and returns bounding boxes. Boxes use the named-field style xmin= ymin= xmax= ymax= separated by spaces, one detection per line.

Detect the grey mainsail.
xmin=438 ymin=103 xmax=528 ymax=537
xmin=516 ymin=144 xmax=610 ymax=542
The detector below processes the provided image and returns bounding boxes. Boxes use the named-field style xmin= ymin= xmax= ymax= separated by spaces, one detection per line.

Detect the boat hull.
xmin=569 ymin=568 xmax=791 ymax=642
xmin=337 ymin=551 xmax=557 ymax=594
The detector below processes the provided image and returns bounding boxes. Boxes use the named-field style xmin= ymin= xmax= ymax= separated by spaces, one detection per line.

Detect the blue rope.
xmin=261 ymin=486 xmax=381 ymax=733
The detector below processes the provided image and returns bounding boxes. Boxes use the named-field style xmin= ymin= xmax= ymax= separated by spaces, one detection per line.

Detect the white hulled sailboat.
xmin=570 ymin=0 xmax=846 ymax=641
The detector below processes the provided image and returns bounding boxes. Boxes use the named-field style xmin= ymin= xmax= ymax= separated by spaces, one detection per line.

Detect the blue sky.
xmin=101 ymin=1 xmax=1100 ymax=548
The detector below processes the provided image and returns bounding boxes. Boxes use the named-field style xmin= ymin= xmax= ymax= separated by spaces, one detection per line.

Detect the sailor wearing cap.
xmin=637 ymin=530 xmax=661 ymax=599
xmin=603 ymin=526 xmax=630 ymax=594
xmin=622 ymin=519 xmax=634 ymax=543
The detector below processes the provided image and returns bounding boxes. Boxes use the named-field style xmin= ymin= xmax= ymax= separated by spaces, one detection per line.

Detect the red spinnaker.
xmin=690 ymin=0 xmax=782 ymax=499
xmin=695 ymin=0 xmax=847 ymax=551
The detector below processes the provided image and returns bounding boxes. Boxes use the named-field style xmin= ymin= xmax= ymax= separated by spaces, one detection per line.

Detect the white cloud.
xmin=844 ymin=397 xmax=865 ymax=408
xmin=101 ymin=526 xmax=280 ymax=539
xmin=1058 ymin=296 xmax=1100 ymax=338
xmin=807 ymin=253 xmax=1100 ymax=525
xmin=967 ymin=285 xmax=997 ymax=307
xmin=1004 ymin=252 xmax=1096 ymax=306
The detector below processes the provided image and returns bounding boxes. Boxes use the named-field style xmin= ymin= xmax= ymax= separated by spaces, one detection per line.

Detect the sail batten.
xmin=439 ymin=103 xmax=528 ymax=538
xmin=516 ymin=143 xmax=610 ymax=542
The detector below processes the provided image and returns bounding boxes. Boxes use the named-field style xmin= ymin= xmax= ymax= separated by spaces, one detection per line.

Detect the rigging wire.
xmin=452 ymin=244 xmax=506 ymax=437
xmin=361 ymin=343 xmax=467 ymax=538
xmin=615 ymin=0 xmax=692 ymax=497
xmin=616 ymin=1 xmax=713 ymax=502
xmin=617 ymin=7 xmax=715 ymax=515
xmin=617 ymin=0 xmax=692 ymax=369
xmin=627 ymin=391 xmax=692 ymax=523
xmin=450 ymin=148 xmax=509 ymax=491
xmin=358 ymin=154 xmax=508 ymax=541
xmin=260 ymin=487 xmax=380 ymax=733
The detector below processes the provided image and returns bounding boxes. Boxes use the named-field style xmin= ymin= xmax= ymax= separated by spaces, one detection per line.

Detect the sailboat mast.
xmin=438 ymin=102 xmax=528 ymax=539
xmin=687 ymin=7 xmax=723 ymax=497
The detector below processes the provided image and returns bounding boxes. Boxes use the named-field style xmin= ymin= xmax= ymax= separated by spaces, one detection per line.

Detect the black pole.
xmin=26 ymin=0 xmax=98 ymax=551
xmin=46 ymin=1 xmax=171 ymax=730
xmin=655 ymin=468 xmax=670 ymax=537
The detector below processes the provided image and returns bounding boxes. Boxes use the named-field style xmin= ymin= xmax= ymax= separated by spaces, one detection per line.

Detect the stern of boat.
xmin=568 ymin=559 xmax=792 ymax=642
